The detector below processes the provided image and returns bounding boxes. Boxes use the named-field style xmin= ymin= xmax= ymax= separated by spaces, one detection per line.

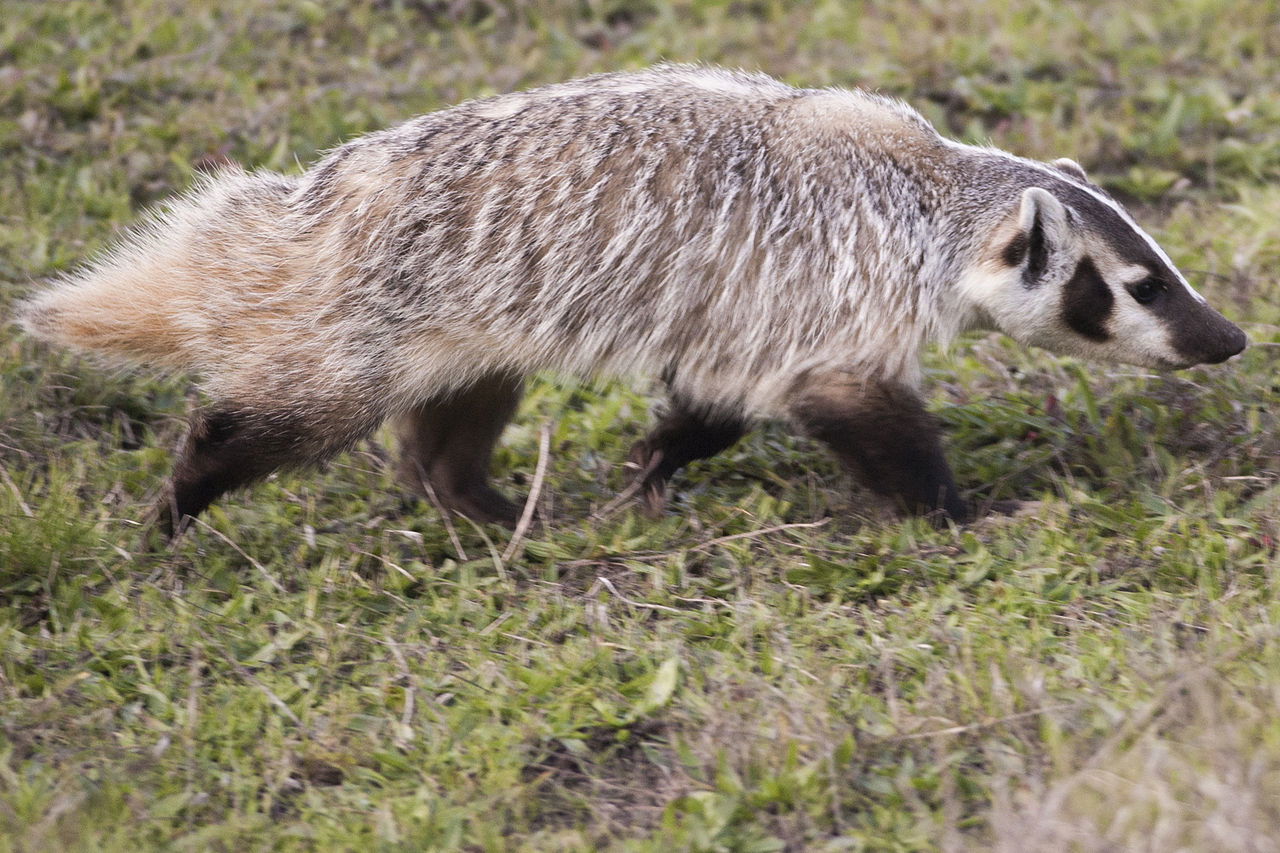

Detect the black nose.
xmin=1198 ymin=324 xmax=1248 ymax=364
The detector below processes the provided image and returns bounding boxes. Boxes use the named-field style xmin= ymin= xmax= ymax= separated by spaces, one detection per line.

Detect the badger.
xmin=17 ymin=65 xmax=1247 ymax=535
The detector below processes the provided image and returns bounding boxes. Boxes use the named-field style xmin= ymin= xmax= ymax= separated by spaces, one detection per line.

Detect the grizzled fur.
xmin=18 ymin=65 xmax=1246 ymax=533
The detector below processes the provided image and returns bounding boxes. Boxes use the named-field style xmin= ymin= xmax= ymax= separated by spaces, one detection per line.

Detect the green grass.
xmin=2 ymin=0 xmax=1280 ymax=849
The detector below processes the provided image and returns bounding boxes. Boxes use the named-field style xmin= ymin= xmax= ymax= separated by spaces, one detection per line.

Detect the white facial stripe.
xmin=1116 ymin=264 xmax=1153 ymax=286
xmin=1013 ymin=156 xmax=1209 ymax=304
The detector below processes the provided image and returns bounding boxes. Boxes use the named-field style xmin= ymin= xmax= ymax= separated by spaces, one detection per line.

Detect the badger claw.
xmin=625 ymin=442 xmax=669 ymax=516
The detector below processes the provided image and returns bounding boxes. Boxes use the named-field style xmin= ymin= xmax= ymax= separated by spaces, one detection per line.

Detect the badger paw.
xmin=625 ymin=441 xmax=669 ymax=516
xmin=435 ymin=484 xmax=523 ymax=527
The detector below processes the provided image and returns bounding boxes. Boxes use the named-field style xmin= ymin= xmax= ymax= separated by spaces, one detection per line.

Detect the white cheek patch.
xmin=956 ymin=255 xmax=1178 ymax=369
xmin=955 ymin=263 xmax=1061 ymax=346
xmin=1107 ymin=295 xmax=1179 ymax=364
xmin=955 ymin=264 xmax=1008 ymax=305
xmin=1116 ymin=264 xmax=1154 ymax=286
xmin=1063 ymin=257 xmax=1186 ymax=368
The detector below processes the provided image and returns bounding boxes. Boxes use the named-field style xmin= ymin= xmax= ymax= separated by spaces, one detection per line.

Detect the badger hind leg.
xmin=158 ymin=400 xmax=384 ymax=539
xmin=788 ymin=374 xmax=970 ymax=523
xmin=627 ymin=396 xmax=748 ymax=514
xmin=395 ymin=372 xmax=524 ymax=526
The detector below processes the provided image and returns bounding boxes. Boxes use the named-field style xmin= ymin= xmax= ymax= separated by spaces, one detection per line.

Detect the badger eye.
xmin=1130 ymin=278 xmax=1161 ymax=305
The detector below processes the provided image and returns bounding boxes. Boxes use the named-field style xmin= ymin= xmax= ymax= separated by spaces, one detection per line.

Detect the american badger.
xmin=18 ymin=65 xmax=1247 ymax=534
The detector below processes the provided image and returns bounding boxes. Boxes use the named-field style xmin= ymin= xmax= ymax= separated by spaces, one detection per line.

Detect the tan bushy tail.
xmin=16 ymin=167 xmax=300 ymax=371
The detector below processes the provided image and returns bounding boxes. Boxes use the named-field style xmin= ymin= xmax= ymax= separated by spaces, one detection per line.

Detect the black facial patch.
xmin=1023 ymin=212 xmax=1049 ymax=287
xmin=1062 ymin=257 xmax=1113 ymax=342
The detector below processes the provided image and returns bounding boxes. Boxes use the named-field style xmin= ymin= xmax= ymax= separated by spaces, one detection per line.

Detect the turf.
xmin=1 ymin=1 xmax=1279 ymax=849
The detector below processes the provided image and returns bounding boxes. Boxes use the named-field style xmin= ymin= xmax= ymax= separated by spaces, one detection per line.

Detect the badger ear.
xmin=1051 ymin=158 xmax=1089 ymax=183
xmin=1006 ymin=187 xmax=1070 ymax=287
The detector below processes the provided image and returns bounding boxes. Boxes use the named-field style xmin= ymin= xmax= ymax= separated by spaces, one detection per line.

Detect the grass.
xmin=2 ymin=0 xmax=1279 ymax=849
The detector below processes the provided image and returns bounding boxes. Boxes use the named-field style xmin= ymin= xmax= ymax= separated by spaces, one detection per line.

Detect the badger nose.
xmin=1201 ymin=324 xmax=1248 ymax=364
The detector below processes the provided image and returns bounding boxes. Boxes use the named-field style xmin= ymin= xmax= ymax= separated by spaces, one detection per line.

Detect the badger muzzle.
xmin=1168 ymin=303 xmax=1248 ymax=368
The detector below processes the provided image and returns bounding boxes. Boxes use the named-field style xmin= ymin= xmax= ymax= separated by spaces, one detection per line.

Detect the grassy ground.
xmin=2 ymin=1 xmax=1280 ymax=849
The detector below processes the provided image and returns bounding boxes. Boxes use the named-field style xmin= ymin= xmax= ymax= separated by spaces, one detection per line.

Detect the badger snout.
xmin=1200 ymin=322 xmax=1248 ymax=364
xmin=1170 ymin=311 xmax=1247 ymax=368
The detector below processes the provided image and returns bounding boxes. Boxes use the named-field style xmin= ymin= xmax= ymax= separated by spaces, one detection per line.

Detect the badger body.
xmin=19 ymin=65 xmax=1247 ymax=532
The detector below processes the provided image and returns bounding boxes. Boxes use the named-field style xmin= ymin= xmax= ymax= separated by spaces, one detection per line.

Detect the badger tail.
xmin=16 ymin=167 xmax=301 ymax=372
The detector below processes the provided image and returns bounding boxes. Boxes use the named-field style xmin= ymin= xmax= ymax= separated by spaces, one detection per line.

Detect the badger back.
xmin=293 ymin=66 xmax=953 ymax=410
xmin=19 ymin=66 xmax=958 ymax=413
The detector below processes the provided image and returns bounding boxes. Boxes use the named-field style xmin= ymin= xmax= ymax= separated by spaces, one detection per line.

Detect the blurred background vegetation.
xmin=1 ymin=1 xmax=1279 ymax=849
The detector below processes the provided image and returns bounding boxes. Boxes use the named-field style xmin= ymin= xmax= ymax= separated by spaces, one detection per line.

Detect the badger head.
xmin=959 ymin=159 xmax=1246 ymax=370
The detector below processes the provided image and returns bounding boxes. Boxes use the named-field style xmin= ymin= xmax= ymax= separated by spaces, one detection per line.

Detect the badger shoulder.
xmin=769 ymin=86 xmax=944 ymax=159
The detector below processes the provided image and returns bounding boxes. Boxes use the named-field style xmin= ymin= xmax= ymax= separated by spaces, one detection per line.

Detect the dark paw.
xmin=398 ymin=462 xmax=523 ymax=526
xmin=438 ymin=485 xmax=523 ymax=527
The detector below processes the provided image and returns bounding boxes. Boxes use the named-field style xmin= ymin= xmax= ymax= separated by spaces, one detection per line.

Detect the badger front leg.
xmin=395 ymin=372 xmax=524 ymax=525
xmin=788 ymin=374 xmax=970 ymax=523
